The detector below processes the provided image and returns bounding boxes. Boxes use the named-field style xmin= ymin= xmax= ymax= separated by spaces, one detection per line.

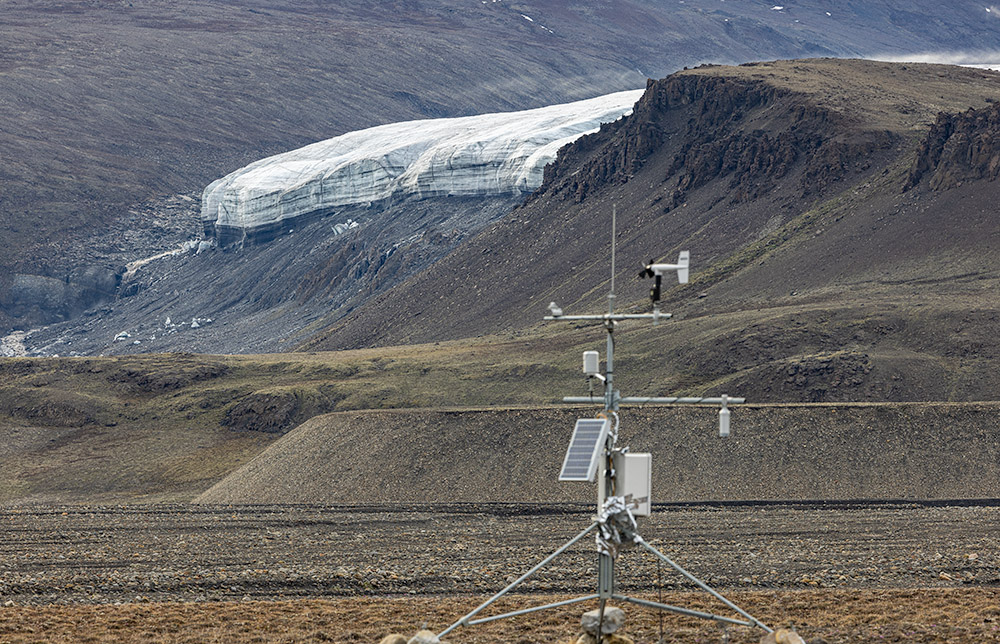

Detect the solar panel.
xmin=559 ymin=418 xmax=610 ymax=482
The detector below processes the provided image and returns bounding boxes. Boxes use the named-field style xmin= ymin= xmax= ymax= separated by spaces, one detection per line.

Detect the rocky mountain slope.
xmin=23 ymin=195 xmax=521 ymax=356
xmin=301 ymin=59 xmax=1000 ymax=403
xmin=4 ymin=0 xmax=1000 ymax=332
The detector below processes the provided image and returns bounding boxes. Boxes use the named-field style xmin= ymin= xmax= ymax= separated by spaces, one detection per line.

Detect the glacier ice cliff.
xmin=201 ymin=90 xmax=644 ymax=245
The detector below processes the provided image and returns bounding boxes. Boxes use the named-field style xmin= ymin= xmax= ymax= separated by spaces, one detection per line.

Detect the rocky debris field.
xmin=0 ymin=501 xmax=998 ymax=643
xmin=1 ymin=501 xmax=997 ymax=604
xmin=24 ymin=194 xmax=518 ymax=357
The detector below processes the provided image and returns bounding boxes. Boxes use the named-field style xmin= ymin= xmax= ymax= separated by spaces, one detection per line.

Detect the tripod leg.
xmin=593 ymin=549 xmax=615 ymax=643
xmin=595 ymin=597 xmax=606 ymax=643
xmin=438 ymin=521 xmax=599 ymax=638
xmin=636 ymin=536 xmax=772 ymax=634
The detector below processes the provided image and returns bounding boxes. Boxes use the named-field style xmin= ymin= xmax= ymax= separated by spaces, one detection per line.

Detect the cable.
xmin=657 ymin=556 xmax=664 ymax=643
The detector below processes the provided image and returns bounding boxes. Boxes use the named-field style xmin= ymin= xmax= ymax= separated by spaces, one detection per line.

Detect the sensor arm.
xmin=562 ymin=396 xmax=744 ymax=405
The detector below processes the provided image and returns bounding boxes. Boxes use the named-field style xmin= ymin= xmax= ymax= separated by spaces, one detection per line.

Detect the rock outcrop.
xmin=535 ymin=70 xmax=895 ymax=206
xmin=200 ymin=90 xmax=643 ymax=245
xmin=906 ymin=100 xmax=1000 ymax=190
xmin=0 ymin=266 xmax=121 ymax=328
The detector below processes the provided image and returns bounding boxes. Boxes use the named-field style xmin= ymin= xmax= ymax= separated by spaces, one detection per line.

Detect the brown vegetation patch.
xmin=0 ymin=387 xmax=101 ymax=427
xmin=108 ymin=358 xmax=230 ymax=394
xmin=221 ymin=387 xmax=345 ymax=435
xmin=0 ymin=589 xmax=997 ymax=643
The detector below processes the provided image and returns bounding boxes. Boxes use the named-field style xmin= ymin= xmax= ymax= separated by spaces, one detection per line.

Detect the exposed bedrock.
xmin=200 ymin=90 xmax=644 ymax=245
xmin=907 ymin=100 xmax=1000 ymax=190
xmin=24 ymin=195 xmax=519 ymax=356
xmin=0 ymin=266 xmax=121 ymax=329
xmin=535 ymin=72 xmax=897 ymax=206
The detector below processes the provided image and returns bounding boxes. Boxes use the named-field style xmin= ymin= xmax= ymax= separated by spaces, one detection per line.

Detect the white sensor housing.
xmin=646 ymin=251 xmax=690 ymax=284
xmin=719 ymin=394 xmax=730 ymax=437
xmin=583 ymin=351 xmax=600 ymax=376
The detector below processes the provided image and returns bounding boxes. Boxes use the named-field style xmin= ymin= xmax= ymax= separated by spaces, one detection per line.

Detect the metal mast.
xmin=438 ymin=208 xmax=769 ymax=641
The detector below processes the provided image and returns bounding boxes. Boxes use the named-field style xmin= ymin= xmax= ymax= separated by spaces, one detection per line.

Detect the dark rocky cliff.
xmin=536 ymin=69 xmax=896 ymax=208
xmin=907 ymin=100 xmax=1000 ymax=190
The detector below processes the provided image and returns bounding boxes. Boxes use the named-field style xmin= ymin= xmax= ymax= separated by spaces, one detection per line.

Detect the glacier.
xmin=201 ymin=89 xmax=644 ymax=244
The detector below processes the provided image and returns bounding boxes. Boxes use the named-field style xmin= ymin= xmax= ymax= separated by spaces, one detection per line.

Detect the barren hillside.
xmin=4 ymin=0 xmax=1000 ymax=331
xmin=305 ymin=59 xmax=1000 ymax=403
xmin=197 ymin=403 xmax=1000 ymax=505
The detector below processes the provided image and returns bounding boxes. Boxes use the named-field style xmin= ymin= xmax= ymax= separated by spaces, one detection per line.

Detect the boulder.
xmin=581 ymin=606 xmax=626 ymax=635
xmin=576 ymin=633 xmax=634 ymax=644
xmin=760 ymin=628 xmax=806 ymax=644
xmin=407 ymin=630 xmax=441 ymax=644
xmin=379 ymin=636 xmax=407 ymax=644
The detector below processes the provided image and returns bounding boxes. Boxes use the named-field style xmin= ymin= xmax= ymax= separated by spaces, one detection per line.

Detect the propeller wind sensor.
xmin=639 ymin=251 xmax=689 ymax=304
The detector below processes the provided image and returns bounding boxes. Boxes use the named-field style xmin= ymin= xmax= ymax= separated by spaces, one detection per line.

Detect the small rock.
xmin=576 ymin=634 xmax=634 ymax=644
xmin=760 ymin=628 xmax=806 ymax=644
xmin=581 ymin=606 xmax=625 ymax=635
xmin=380 ymin=635 xmax=407 ymax=644
xmin=408 ymin=630 xmax=440 ymax=644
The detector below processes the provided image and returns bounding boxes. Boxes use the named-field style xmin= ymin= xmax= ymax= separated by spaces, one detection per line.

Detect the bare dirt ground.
xmin=0 ymin=502 xmax=998 ymax=642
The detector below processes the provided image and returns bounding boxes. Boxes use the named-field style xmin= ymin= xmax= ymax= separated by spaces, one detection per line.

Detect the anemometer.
xmin=438 ymin=207 xmax=771 ymax=640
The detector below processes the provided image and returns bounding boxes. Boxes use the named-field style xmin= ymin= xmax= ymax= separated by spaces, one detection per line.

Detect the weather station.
xmin=437 ymin=210 xmax=774 ymax=643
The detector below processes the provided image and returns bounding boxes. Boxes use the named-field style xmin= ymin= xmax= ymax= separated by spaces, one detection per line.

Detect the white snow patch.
xmin=202 ymin=89 xmax=644 ymax=236
xmin=0 ymin=330 xmax=33 ymax=357
xmin=332 ymin=219 xmax=360 ymax=235
xmin=869 ymin=51 xmax=1000 ymax=71
xmin=123 ymin=248 xmax=183 ymax=281
xmin=771 ymin=5 xmax=784 ymax=10
xmin=122 ymin=238 xmax=216 ymax=281
xmin=520 ymin=13 xmax=533 ymax=21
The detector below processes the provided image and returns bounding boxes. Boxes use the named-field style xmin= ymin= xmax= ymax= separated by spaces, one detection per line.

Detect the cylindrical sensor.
xmin=719 ymin=406 xmax=730 ymax=438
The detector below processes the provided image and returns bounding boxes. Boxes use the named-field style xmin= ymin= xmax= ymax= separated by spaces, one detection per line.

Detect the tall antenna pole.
xmin=598 ymin=205 xmax=617 ymax=621
xmin=605 ymin=205 xmax=617 ymax=412
xmin=609 ymin=204 xmax=616 ymax=315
